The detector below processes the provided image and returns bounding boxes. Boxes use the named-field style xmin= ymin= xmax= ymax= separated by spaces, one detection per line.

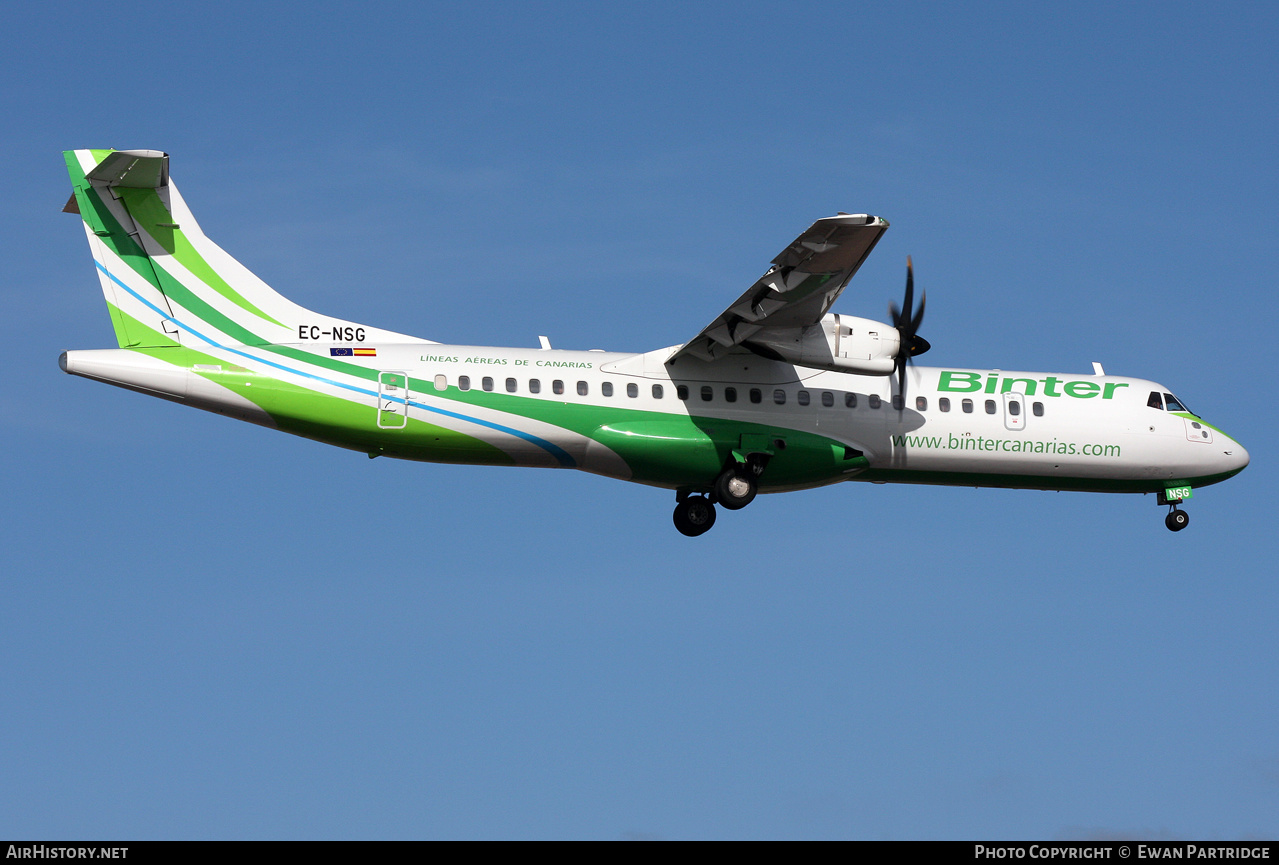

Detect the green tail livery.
xmin=60 ymin=149 xmax=1248 ymax=535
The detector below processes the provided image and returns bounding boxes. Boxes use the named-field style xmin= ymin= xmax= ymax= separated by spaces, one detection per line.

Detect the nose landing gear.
xmin=1165 ymin=506 xmax=1190 ymax=532
xmin=1157 ymin=489 xmax=1191 ymax=532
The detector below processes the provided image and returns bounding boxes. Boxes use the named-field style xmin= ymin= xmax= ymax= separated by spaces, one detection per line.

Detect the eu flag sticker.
xmin=330 ymin=347 xmax=353 ymax=356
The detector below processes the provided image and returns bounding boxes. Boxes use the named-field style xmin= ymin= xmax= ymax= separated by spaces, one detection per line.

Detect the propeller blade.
xmin=902 ymin=256 xmax=914 ymax=325
xmin=887 ymin=256 xmax=932 ymax=403
xmin=911 ymin=290 xmax=926 ymax=333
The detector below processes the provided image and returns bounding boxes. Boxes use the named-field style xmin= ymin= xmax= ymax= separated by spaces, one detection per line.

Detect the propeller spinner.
xmin=888 ymin=256 xmax=930 ymax=403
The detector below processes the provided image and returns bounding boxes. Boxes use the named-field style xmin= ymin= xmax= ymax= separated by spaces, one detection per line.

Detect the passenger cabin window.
xmin=677 ymin=385 xmax=689 ymax=400
xmin=601 ymin=382 xmax=613 ymax=397
xmin=699 ymin=386 xmax=712 ymax=401
xmin=458 ymin=375 xmax=471 ymax=391
xmin=868 ymin=394 xmax=881 ymax=409
xmin=985 ymin=399 xmax=996 ymax=414
xmin=553 ymin=380 xmax=564 ymax=395
xmin=1033 ymin=402 xmax=1044 ymax=417
xmin=939 ymin=397 xmax=950 ymax=412
xmin=798 ymin=390 xmax=810 ymax=406
xmin=652 ymin=384 xmax=663 ymax=399
xmin=1008 ymin=400 xmax=1020 ymax=416
xmin=725 ymin=387 xmax=737 ymax=403
xmin=821 ymin=391 xmax=834 ymax=407
xmin=892 ymin=395 xmax=904 ymax=410
xmin=506 ymin=377 xmax=517 ymax=393
xmin=577 ymin=381 xmax=589 ymax=396
xmin=962 ymin=398 xmax=973 ymax=413
xmin=916 ymin=396 xmax=927 ymax=411
xmin=627 ymin=383 xmax=638 ymax=398
xmin=482 ymin=376 xmax=494 ymax=392
xmin=528 ymin=379 xmax=541 ymax=394
xmin=1148 ymin=391 xmax=1163 ymax=409
xmin=845 ymin=393 xmax=856 ymax=408
xmin=434 ymin=374 xmax=448 ymax=391
xmin=750 ymin=388 xmax=762 ymax=404
xmin=773 ymin=389 xmax=786 ymax=405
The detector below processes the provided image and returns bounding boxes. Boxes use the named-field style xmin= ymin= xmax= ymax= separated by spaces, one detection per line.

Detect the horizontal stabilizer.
xmin=86 ymin=150 xmax=169 ymax=188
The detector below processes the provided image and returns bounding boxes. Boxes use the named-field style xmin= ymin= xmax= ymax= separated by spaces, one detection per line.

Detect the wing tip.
xmin=830 ymin=213 xmax=887 ymax=226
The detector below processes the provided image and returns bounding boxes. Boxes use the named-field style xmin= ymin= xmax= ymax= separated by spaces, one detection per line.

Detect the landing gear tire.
xmin=673 ymin=497 xmax=716 ymax=537
xmin=714 ymin=467 xmax=757 ymax=511
xmin=1165 ymin=509 xmax=1190 ymax=532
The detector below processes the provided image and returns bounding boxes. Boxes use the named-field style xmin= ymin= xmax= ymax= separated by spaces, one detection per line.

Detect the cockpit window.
xmin=1163 ymin=393 xmax=1188 ymax=413
xmin=1147 ymin=391 xmax=1163 ymax=410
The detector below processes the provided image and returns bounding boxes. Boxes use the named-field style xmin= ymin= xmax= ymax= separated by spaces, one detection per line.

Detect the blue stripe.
xmin=95 ymin=261 xmax=578 ymax=467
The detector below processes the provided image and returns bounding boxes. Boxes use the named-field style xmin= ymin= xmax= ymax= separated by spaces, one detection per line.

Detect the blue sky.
xmin=2 ymin=2 xmax=1276 ymax=840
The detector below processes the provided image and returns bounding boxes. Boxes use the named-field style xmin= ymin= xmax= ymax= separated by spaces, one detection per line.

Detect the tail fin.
xmin=64 ymin=149 xmax=424 ymax=349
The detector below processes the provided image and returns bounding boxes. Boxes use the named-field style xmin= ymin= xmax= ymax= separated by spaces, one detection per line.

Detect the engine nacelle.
xmin=742 ymin=314 xmax=900 ymax=375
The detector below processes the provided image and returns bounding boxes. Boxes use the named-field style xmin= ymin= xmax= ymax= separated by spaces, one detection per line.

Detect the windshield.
xmin=1163 ymin=392 xmax=1197 ymax=417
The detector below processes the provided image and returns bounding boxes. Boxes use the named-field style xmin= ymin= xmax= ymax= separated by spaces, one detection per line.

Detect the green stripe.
xmin=205 ymin=374 xmax=513 ymax=464
xmin=1170 ymin=412 xmax=1242 ymax=446
xmin=114 ymin=186 xmax=286 ymax=328
xmin=107 ymin=333 xmax=513 ymax=465
xmin=419 ymin=385 xmax=856 ymax=487
xmin=68 ymin=154 xmax=158 ymax=349
xmin=106 ymin=304 xmax=181 ymax=349
xmin=854 ymin=466 xmax=1246 ymax=493
xmin=103 ymin=300 xmax=137 ymax=348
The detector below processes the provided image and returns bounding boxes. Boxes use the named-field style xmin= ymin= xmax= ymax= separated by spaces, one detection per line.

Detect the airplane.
xmin=58 ymin=149 xmax=1249 ymax=535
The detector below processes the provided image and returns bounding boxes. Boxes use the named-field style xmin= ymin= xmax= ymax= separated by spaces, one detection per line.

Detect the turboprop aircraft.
xmin=59 ymin=149 xmax=1249 ymax=535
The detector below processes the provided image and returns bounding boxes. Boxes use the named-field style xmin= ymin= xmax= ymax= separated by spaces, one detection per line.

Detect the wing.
xmin=673 ymin=214 xmax=888 ymax=362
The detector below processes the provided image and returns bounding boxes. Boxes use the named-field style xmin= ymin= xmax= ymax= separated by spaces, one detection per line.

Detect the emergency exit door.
xmin=1003 ymin=391 xmax=1026 ymax=431
xmin=377 ymin=371 xmax=408 ymax=429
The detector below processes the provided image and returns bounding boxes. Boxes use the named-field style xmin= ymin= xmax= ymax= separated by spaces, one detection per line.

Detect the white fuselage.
xmin=64 ymin=340 xmax=1244 ymax=494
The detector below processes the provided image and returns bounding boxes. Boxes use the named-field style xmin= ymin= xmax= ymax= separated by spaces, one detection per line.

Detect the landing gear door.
xmin=377 ymin=371 xmax=409 ymax=429
xmin=1003 ymin=392 xmax=1026 ymax=431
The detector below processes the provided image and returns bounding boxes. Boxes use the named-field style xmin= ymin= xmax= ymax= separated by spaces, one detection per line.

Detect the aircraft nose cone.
xmin=1214 ymin=433 xmax=1250 ymax=479
xmin=1229 ymin=442 xmax=1250 ymax=474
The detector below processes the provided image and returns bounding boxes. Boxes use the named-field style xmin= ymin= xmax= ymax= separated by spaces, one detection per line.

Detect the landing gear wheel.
xmin=673 ymin=497 xmax=717 ymax=537
xmin=1165 ymin=509 xmax=1190 ymax=532
xmin=714 ymin=467 xmax=757 ymax=511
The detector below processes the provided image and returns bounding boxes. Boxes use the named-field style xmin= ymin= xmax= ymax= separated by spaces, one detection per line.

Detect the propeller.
xmin=888 ymin=256 xmax=930 ymax=404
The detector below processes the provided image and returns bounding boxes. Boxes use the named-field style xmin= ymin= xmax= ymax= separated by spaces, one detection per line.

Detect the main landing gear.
xmin=673 ymin=460 xmax=764 ymax=536
xmin=673 ymin=495 xmax=717 ymax=537
xmin=713 ymin=463 xmax=759 ymax=510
